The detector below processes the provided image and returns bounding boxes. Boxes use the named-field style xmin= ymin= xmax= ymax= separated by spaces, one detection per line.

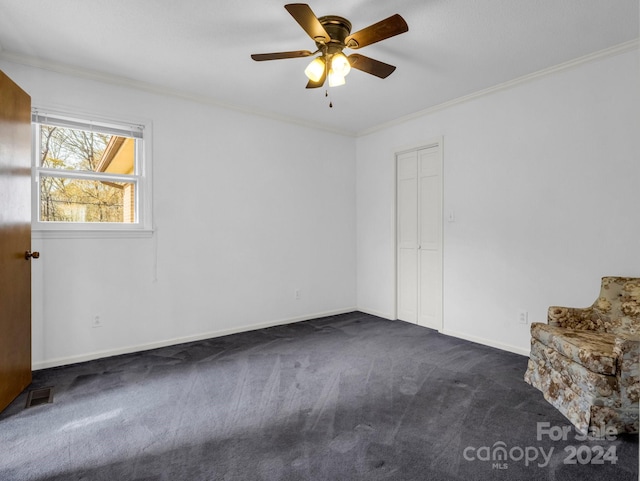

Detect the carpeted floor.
xmin=0 ymin=312 xmax=637 ymax=480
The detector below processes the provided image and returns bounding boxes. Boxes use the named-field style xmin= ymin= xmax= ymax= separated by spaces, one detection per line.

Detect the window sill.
xmin=32 ymin=228 xmax=154 ymax=239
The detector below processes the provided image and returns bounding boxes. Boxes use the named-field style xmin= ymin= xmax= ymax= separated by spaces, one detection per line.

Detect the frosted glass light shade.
xmin=331 ymin=53 xmax=351 ymax=77
xmin=304 ymin=57 xmax=325 ymax=82
xmin=328 ymin=68 xmax=346 ymax=87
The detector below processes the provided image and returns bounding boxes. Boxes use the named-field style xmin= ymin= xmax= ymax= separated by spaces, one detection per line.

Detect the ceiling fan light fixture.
xmin=328 ymin=68 xmax=346 ymax=87
xmin=250 ymin=5 xmax=409 ymax=89
xmin=304 ymin=57 xmax=325 ymax=82
xmin=331 ymin=52 xmax=351 ymax=77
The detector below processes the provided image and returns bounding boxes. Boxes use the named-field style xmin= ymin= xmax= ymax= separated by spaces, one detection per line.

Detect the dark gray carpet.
xmin=1 ymin=312 xmax=637 ymax=480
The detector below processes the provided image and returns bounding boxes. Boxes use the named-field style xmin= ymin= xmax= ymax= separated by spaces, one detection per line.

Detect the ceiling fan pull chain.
xmin=325 ymin=89 xmax=333 ymax=108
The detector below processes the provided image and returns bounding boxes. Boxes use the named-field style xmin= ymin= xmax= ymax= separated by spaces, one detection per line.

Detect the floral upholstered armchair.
xmin=524 ymin=276 xmax=640 ymax=434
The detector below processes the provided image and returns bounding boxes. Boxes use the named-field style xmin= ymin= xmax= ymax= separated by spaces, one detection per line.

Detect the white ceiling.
xmin=0 ymin=0 xmax=638 ymax=135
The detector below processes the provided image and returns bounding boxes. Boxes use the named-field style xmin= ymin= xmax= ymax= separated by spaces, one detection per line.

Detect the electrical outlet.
xmin=92 ymin=315 xmax=103 ymax=328
xmin=518 ymin=310 xmax=528 ymax=324
xmin=295 ymin=289 xmax=301 ymax=300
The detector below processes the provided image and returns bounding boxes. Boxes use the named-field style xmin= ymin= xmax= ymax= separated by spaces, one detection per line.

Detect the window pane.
xmin=39 ymin=177 xmax=136 ymax=223
xmin=39 ymin=124 xmax=135 ymax=175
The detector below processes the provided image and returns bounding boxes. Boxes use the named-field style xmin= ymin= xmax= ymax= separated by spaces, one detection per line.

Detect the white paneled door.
xmin=396 ymin=143 xmax=442 ymax=330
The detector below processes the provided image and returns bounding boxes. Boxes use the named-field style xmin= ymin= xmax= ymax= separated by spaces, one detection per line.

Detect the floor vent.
xmin=25 ymin=387 xmax=54 ymax=408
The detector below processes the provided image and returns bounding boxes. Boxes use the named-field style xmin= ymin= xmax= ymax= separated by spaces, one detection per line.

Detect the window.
xmin=32 ymin=109 xmax=152 ymax=235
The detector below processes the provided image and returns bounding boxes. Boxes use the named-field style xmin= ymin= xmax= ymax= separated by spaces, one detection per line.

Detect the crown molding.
xmin=1 ymin=38 xmax=637 ymax=139
xmin=0 ymin=50 xmax=357 ymax=138
xmin=358 ymin=38 xmax=640 ymax=137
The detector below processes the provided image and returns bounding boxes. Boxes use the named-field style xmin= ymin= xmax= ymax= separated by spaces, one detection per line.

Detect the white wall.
xmin=356 ymin=48 xmax=640 ymax=355
xmin=2 ymin=46 xmax=638 ymax=368
xmin=0 ymin=60 xmax=357 ymax=369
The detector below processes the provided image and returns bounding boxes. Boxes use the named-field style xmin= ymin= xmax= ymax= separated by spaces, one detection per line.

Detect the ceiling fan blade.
xmin=284 ymin=4 xmax=330 ymax=43
xmin=348 ymin=54 xmax=396 ymax=79
xmin=345 ymin=14 xmax=408 ymax=49
xmin=251 ymin=50 xmax=313 ymax=61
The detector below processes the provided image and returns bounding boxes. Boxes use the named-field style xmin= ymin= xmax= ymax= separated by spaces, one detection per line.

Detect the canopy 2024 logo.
xmin=462 ymin=422 xmax=618 ymax=470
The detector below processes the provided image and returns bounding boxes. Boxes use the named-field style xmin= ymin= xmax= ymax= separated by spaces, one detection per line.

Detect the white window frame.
xmin=31 ymin=107 xmax=153 ymax=238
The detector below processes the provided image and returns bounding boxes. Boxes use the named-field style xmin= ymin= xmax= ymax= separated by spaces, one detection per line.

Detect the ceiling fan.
xmin=251 ymin=3 xmax=408 ymax=89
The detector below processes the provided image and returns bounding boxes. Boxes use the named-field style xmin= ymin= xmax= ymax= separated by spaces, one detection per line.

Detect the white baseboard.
xmin=356 ymin=306 xmax=395 ymax=320
xmin=440 ymin=328 xmax=530 ymax=357
xmin=32 ymin=309 xmax=531 ymax=370
xmin=32 ymin=307 xmax=357 ymax=370
xmin=357 ymin=310 xmax=531 ymax=357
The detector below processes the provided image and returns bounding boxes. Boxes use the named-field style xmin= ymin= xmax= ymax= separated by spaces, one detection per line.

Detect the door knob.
xmin=25 ymin=251 xmax=40 ymax=260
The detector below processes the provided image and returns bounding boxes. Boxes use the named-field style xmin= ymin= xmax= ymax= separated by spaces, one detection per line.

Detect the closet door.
xmin=396 ymin=144 xmax=442 ymax=330
xmin=417 ymin=146 xmax=442 ymax=329
xmin=396 ymin=151 xmax=418 ymax=323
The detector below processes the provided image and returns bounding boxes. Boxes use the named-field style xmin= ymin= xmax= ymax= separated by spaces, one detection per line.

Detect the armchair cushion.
xmin=529 ymin=339 xmax=619 ymax=399
xmin=531 ymin=322 xmax=618 ymax=375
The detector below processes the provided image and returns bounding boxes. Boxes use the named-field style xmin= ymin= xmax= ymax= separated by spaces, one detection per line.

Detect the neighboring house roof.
xmin=97 ymin=136 xmax=134 ymax=174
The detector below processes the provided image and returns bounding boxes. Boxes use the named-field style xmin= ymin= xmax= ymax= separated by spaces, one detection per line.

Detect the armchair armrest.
xmin=614 ymin=336 xmax=640 ymax=405
xmin=547 ymin=305 xmax=610 ymax=331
